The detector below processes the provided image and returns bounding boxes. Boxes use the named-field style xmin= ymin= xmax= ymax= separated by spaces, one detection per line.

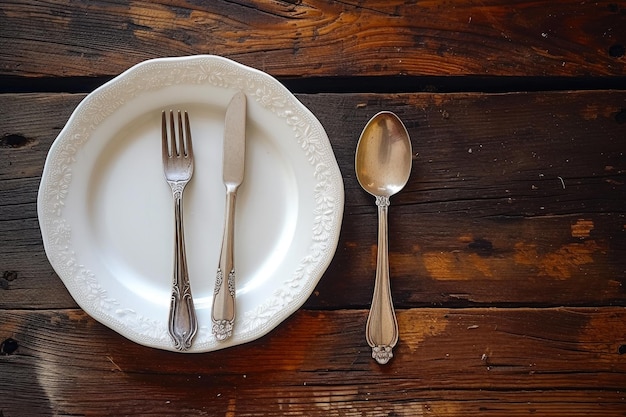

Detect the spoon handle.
xmin=366 ymin=195 xmax=399 ymax=364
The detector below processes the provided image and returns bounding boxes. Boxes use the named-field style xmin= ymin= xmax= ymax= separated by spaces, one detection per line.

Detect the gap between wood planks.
xmin=1 ymin=75 xmax=626 ymax=94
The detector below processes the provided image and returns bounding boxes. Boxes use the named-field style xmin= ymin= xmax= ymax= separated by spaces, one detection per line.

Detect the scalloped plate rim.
xmin=37 ymin=55 xmax=344 ymax=352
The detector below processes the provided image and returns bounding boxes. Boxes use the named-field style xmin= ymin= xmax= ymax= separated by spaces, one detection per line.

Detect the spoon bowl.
xmin=355 ymin=111 xmax=412 ymax=364
xmin=355 ymin=112 xmax=412 ymax=198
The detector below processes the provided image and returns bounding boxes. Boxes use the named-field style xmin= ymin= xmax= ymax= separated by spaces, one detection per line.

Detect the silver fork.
xmin=162 ymin=110 xmax=197 ymax=351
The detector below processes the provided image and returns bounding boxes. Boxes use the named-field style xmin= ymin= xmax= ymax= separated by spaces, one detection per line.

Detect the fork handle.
xmin=168 ymin=183 xmax=198 ymax=351
xmin=212 ymin=189 xmax=237 ymax=341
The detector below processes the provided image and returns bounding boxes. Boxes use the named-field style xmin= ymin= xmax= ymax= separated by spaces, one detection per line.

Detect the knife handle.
xmin=212 ymin=189 xmax=237 ymax=341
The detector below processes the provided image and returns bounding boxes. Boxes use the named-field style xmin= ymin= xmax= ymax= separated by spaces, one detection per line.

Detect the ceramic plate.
xmin=38 ymin=55 xmax=344 ymax=352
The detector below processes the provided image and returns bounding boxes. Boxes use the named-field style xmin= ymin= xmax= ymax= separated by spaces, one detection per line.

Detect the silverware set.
xmin=162 ymin=96 xmax=411 ymax=364
xmin=162 ymin=92 xmax=247 ymax=351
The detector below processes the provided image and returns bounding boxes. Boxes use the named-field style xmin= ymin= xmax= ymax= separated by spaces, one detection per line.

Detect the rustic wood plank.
xmin=1 ymin=307 xmax=626 ymax=415
xmin=303 ymin=91 xmax=626 ymax=308
xmin=0 ymin=94 xmax=81 ymax=309
xmin=3 ymin=2 xmax=625 ymax=416
xmin=1 ymin=92 xmax=625 ymax=310
xmin=1 ymin=0 xmax=625 ymax=79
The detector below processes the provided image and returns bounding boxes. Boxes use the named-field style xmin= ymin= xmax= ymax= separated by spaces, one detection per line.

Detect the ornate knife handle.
xmin=212 ymin=189 xmax=237 ymax=341
xmin=168 ymin=185 xmax=198 ymax=351
xmin=365 ymin=196 xmax=399 ymax=364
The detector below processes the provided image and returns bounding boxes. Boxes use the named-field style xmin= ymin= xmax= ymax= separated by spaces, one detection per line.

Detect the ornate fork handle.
xmin=167 ymin=180 xmax=197 ymax=350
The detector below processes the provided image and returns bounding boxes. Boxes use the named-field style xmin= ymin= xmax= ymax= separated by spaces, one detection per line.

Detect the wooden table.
xmin=2 ymin=1 xmax=626 ymax=415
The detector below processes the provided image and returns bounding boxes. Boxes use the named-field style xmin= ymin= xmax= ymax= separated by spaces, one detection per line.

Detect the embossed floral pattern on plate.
xmin=38 ymin=55 xmax=344 ymax=352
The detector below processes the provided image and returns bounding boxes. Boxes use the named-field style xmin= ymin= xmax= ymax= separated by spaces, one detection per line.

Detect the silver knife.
xmin=212 ymin=91 xmax=246 ymax=341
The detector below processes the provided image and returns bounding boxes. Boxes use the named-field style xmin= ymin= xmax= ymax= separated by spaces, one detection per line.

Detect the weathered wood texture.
xmin=2 ymin=1 xmax=626 ymax=412
xmin=2 ymin=307 xmax=626 ymax=416
xmin=1 ymin=0 xmax=625 ymax=79
xmin=2 ymin=92 xmax=625 ymax=310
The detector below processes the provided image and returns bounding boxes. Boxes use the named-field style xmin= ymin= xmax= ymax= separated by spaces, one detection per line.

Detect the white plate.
xmin=37 ymin=55 xmax=344 ymax=352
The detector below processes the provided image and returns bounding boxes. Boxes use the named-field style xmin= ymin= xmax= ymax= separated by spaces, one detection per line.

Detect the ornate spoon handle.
xmin=365 ymin=195 xmax=399 ymax=364
xmin=168 ymin=186 xmax=198 ymax=351
xmin=212 ymin=189 xmax=237 ymax=341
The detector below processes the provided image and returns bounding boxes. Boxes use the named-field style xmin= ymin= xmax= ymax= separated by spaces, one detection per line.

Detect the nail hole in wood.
xmin=0 ymin=134 xmax=30 ymax=148
xmin=1 ymin=271 xmax=17 ymax=290
xmin=618 ymin=344 xmax=626 ymax=355
xmin=608 ymin=44 xmax=625 ymax=58
xmin=0 ymin=338 xmax=19 ymax=355
xmin=3 ymin=271 xmax=17 ymax=281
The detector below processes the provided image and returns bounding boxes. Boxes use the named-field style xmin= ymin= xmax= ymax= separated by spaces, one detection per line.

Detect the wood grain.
xmin=1 ymin=0 xmax=625 ymax=79
xmin=3 ymin=1 xmax=626 ymax=415
xmin=307 ymin=91 xmax=626 ymax=309
xmin=1 ymin=89 xmax=625 ymax=415
xmin=2 ymin=307 xmax=626 ymax=416
xmin=1 ymin=92 xmax=624 ymax=310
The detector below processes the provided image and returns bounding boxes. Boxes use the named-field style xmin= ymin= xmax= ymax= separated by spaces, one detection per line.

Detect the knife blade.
xmin=212 ymin=91 xmax=246 ymax=341
xmin=222 ymin=91 xmax=247 ymax=188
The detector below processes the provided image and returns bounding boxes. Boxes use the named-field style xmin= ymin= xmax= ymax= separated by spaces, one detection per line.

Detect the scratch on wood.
xmin=107 ymin=356 xmax=123 ymax=372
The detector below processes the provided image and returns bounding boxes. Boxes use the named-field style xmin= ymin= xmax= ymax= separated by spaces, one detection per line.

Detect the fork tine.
xmin=169 ymin=110 xmax=177 ymax=156
xmin=161 ymin=110 xmax=169 ymax=159
xmin=176 ymin=110 xmax=184 ymax=157
xmin=183 ymin=111 xmax=193 ymax=159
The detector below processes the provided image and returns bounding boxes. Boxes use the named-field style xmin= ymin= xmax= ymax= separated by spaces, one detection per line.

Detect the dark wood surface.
xmin=1 ymin=0 xmax=625 ymax=78
xmin=1 ymin=1 xmax=626 ymax=416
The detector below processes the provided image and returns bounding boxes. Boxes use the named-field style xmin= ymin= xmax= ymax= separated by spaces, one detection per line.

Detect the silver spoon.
xmin=355 ymin=111 xmax=412 ymax=364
